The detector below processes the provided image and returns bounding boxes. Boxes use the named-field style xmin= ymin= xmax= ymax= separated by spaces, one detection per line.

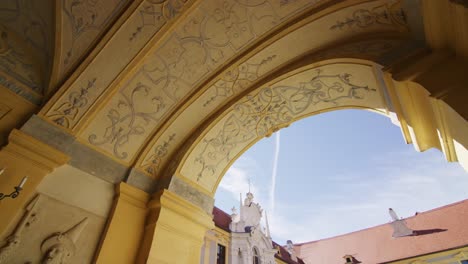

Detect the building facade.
xmin=0 ymin=0 xmax=467 ymax=263
xmin=201 ymin=192 xmax=304 ymax=264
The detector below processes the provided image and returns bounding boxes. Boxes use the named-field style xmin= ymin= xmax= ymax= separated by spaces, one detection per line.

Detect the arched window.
xmin=253 ymin=247 xmax=261 ymax=264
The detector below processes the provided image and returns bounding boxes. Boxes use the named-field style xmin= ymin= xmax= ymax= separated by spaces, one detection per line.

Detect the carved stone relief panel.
xmin=179 ymin=62 xmax=388 ymax=193
xmin=136 ymin=0 xmax=408 ymax=178
xmin=0 ymin=196 xmax=40 ymax=263
xmin=0 ymin=194 xmax=106 ymax=264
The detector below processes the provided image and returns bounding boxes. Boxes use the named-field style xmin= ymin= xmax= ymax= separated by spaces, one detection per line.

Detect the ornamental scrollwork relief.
xmin=330 ymin=2 xmax=407 ymax=31
xmin=0 ymin=0 xmax=51 ymax=95
xmin=85 ymin=0 xmax=285 ymax=160
xmin=88 ymin=81 xmax=166 ymax=159
xmin=64 ymin=0 xmax=98 ymax=36
xmin=141 ymin=133 xmax=176 ymax=174
xmin=0 ymin=27 xmax=42 ymax=93
xmin=0 ymin=0 xmax=51 ymax=57
xmin=62 ymin=0 xmax=128 ymax=66
xmin=194 ymin=69 xmax=377 ymax=181
xmin=130 ymin=0 xmax=187 ymax=41
xmin=46 ymin=78 xmax=97 ymax=128
xmin=204 ymin=55 xmax=277 ymax=106
xmin=47 ymin=0 xmax=190 ymax=130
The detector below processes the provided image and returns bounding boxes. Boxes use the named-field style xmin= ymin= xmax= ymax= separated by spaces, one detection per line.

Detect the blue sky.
xmin=214 ymin=109 xmax=468 ymax=244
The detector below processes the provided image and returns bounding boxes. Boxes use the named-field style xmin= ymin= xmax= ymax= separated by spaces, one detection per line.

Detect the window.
xmin=217 ymin=244 xmax=226 ymax=264
xmin=253 ymin=247 xmax=261 ymax=264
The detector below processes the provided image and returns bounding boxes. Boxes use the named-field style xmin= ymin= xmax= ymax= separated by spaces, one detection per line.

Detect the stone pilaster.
xmin=95 ymin=182 xmax=149 ymax=264
xmin=137 ymin=189 xmax=214 ymax=264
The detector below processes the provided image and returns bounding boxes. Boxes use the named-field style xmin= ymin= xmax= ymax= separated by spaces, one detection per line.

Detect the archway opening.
xmin=214 ymin=109 xmax=468 ymax=244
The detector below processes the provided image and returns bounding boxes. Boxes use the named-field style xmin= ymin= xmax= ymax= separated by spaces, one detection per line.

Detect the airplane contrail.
xmin=269 ymin=131 xmax=281 ymax=215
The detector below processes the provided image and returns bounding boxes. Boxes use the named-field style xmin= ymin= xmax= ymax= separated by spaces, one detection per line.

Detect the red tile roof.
xmin=212 ymin=207 xmax=306 ymax=264
xmin=273 ymin=241 xmax=306 ymax=264
xmin=295 ymin=199 xmax=468 ymax=264
xmin=213 ymin=206 xmax=232 ymax=232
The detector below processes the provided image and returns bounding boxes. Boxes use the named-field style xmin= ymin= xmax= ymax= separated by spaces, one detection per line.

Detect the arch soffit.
xmin=134 ymin=1 xmax=411 ymax=177
xmin=174 ymin=58 xmax=392 ymax=194
xmin=38 ymin=0 xmax=415 ymax=177
xmin=138 ymin=35 xmax=405 ymax=181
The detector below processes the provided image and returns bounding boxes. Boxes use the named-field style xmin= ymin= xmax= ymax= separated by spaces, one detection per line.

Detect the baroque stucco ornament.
xmin=193 ymin=68 xmax=377 ymax=183
xmin=79 ymin=0 xmax=324 ymax=162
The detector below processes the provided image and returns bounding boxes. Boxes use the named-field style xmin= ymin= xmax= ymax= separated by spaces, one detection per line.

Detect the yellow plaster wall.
xmin=438 ymin=100 xmax=468 ymax=171
xmin=137 ymin=190 xmax=214 ymax=263
xmin=0 ymin=130 xmax=69 ymax=236
xmin=276 ymin=258 xmax=288 ymax=264
xmin=393 ymin=81 xmax=441 ymax=152
xmin=95 ymin=182 xmax=149 ymax=264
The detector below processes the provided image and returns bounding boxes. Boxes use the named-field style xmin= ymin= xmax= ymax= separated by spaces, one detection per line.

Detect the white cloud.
xmin=216 ymin=140 xmax=468 ymax=245
xmin=269 ymin=213 xmax=320 ymax=243
xmin=219 ymin=166 xmax=259 ymax=200
xmin=219 ymin=159 xmax=260 ymax=200
xmin=268 ymin=148 xmax=468 ymax=243
xmin=269 ymin=131 xmax=281 ymax=215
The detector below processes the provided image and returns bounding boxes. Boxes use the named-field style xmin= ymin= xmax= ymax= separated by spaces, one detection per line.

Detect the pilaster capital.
xmin=115 ymin=182 xmax=150 ymax=209
xmin=148 ymin=189 xmax=214 ymax=231
xmin=3 ymin=129 xmax=69 ymax=172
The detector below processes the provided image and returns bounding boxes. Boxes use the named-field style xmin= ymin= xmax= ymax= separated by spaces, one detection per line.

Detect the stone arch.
xmin=40 ymin=0 xmax=418 ymax=174
xmin=168 ymin=59 xmax=393 ymax=194
xmin=164 ymin=57 xmax=467 ymax=197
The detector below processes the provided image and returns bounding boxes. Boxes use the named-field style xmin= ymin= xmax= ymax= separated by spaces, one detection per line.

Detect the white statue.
xmin=388 ymin=208 xmax=413 ymax=237
xmin=244 ymin=192 xmax=254 ymax=206
xmin=389 ymin=208 xmax=399 ymax=221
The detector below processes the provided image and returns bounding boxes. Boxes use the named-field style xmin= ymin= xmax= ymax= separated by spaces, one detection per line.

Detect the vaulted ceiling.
xmin=38 ymin=0 xmax=426 ymax=186
xmin=0 ymin=0 xmax=130 ymax=98
xmin=2 ymin=0 xmax=467 ymax=194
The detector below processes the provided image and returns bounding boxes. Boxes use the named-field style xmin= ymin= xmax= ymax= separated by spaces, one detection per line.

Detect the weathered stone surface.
xmin=21 ymin=115 xmax=129 ymax=184
xmin=168 ymin=176 xmax=214 ymax=214
xmin=126 ymin=169 xmax=156 ymax=194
